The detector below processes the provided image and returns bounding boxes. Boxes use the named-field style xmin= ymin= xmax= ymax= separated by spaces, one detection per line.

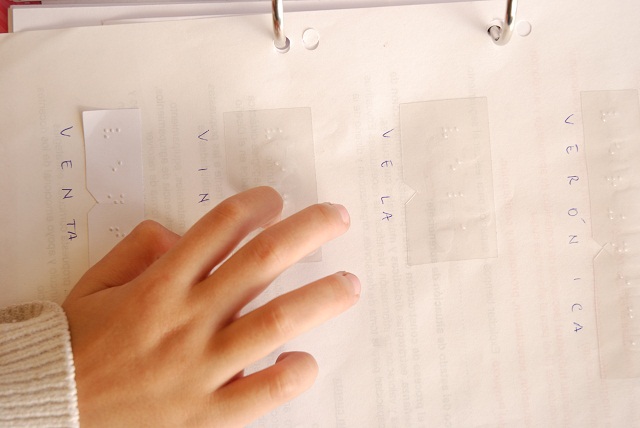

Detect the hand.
xmin=62 ymin=186 xmax=360 ymax=427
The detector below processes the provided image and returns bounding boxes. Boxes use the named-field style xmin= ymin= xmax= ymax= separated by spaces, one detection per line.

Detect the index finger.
xmin=147 ymin=186 xmax=283 ymax=287
xmin=193 ymin=202 xmax=350 ymax=324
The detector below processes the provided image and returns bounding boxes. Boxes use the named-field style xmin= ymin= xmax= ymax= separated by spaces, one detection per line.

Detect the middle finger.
xmin=195 ymin=202 xmax=350 ymax=324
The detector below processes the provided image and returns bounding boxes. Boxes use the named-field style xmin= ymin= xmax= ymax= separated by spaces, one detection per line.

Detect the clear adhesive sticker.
xmin=582 ymin=90 xmax=640 ymax=378
xmin=400 ymin=98 xmax=497 ymax=265
xmin=223 ymin=107 xmax=319 ymax=260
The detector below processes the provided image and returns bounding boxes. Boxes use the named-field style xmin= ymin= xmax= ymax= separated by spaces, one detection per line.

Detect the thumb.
xmin=67 ymin=220 xmax=180 ymax=298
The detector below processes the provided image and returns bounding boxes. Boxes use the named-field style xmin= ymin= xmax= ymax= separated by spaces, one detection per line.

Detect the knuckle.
xmin=250 ymin=232 xmax=285 ymax=266
xmin=267 ymin=368 xmax=300 ymax=402
xmin=133 ymin=219 xmax=164 ymax=235
xmin=132 ymin=220 xmax=176 ymax=253
xmin=268 ymin=355 xmax=317 ymax=402
xmin=262 ymin=304 xmax=295 ymax=340
xmin=306 ymin=203 xmax=346 ymax=235
xmin=215 ymin=197 xmax=250 ymax=225
xmin=313 ymin=203 xmax=338 ymax=225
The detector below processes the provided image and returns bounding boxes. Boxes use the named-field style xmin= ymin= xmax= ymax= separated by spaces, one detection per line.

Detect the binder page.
xmin=0 ymin=0 xmax=639 ymax=426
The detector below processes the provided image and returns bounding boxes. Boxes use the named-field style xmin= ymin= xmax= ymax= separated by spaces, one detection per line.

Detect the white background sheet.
xmin=1 ymin=1 xmax=639 ymax=426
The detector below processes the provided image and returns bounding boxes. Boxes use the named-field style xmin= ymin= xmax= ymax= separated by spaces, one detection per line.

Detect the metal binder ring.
xmin=488 ymin=0 xmax=518 ymax=45
xmin=272 ymin=0 xmax=290 ymax=52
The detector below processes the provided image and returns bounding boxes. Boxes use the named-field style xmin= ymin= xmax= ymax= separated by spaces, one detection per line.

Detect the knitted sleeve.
xmin=0 ymin=301 xmax=80 ymax=427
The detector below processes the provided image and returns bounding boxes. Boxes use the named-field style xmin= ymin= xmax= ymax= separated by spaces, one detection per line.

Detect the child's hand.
xmin=62 ymin=186 xmax=360 ymax=427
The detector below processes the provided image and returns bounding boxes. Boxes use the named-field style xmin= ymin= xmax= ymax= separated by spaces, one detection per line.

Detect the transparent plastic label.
xmin=223 ymin=107 xmax=320 ymax=260
xmin=400 ymin=98 xmax=497 ymax=265
xmin=223 ymin=107 xmax=318 ymax=214
xmin=582 ymin=90 xmax=640 ymax=378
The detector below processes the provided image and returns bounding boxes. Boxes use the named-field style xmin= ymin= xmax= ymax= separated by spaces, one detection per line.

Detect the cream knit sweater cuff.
xmin=0 ymin=301 xmax=80 ymax=427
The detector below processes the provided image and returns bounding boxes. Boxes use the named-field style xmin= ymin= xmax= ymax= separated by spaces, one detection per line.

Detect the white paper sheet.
xmin=1 ymin=1 xmax=639 ymax=426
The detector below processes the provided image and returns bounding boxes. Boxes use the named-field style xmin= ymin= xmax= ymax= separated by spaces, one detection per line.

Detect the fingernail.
xmin=340 ymin=271 xmax=361 ymax=297
xmin=326 ymin=203 xmax=350 ymax=225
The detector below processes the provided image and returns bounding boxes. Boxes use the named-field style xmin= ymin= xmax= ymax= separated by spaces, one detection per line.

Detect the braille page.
xmin=0 ymin=0 xmax=639 ymax=426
